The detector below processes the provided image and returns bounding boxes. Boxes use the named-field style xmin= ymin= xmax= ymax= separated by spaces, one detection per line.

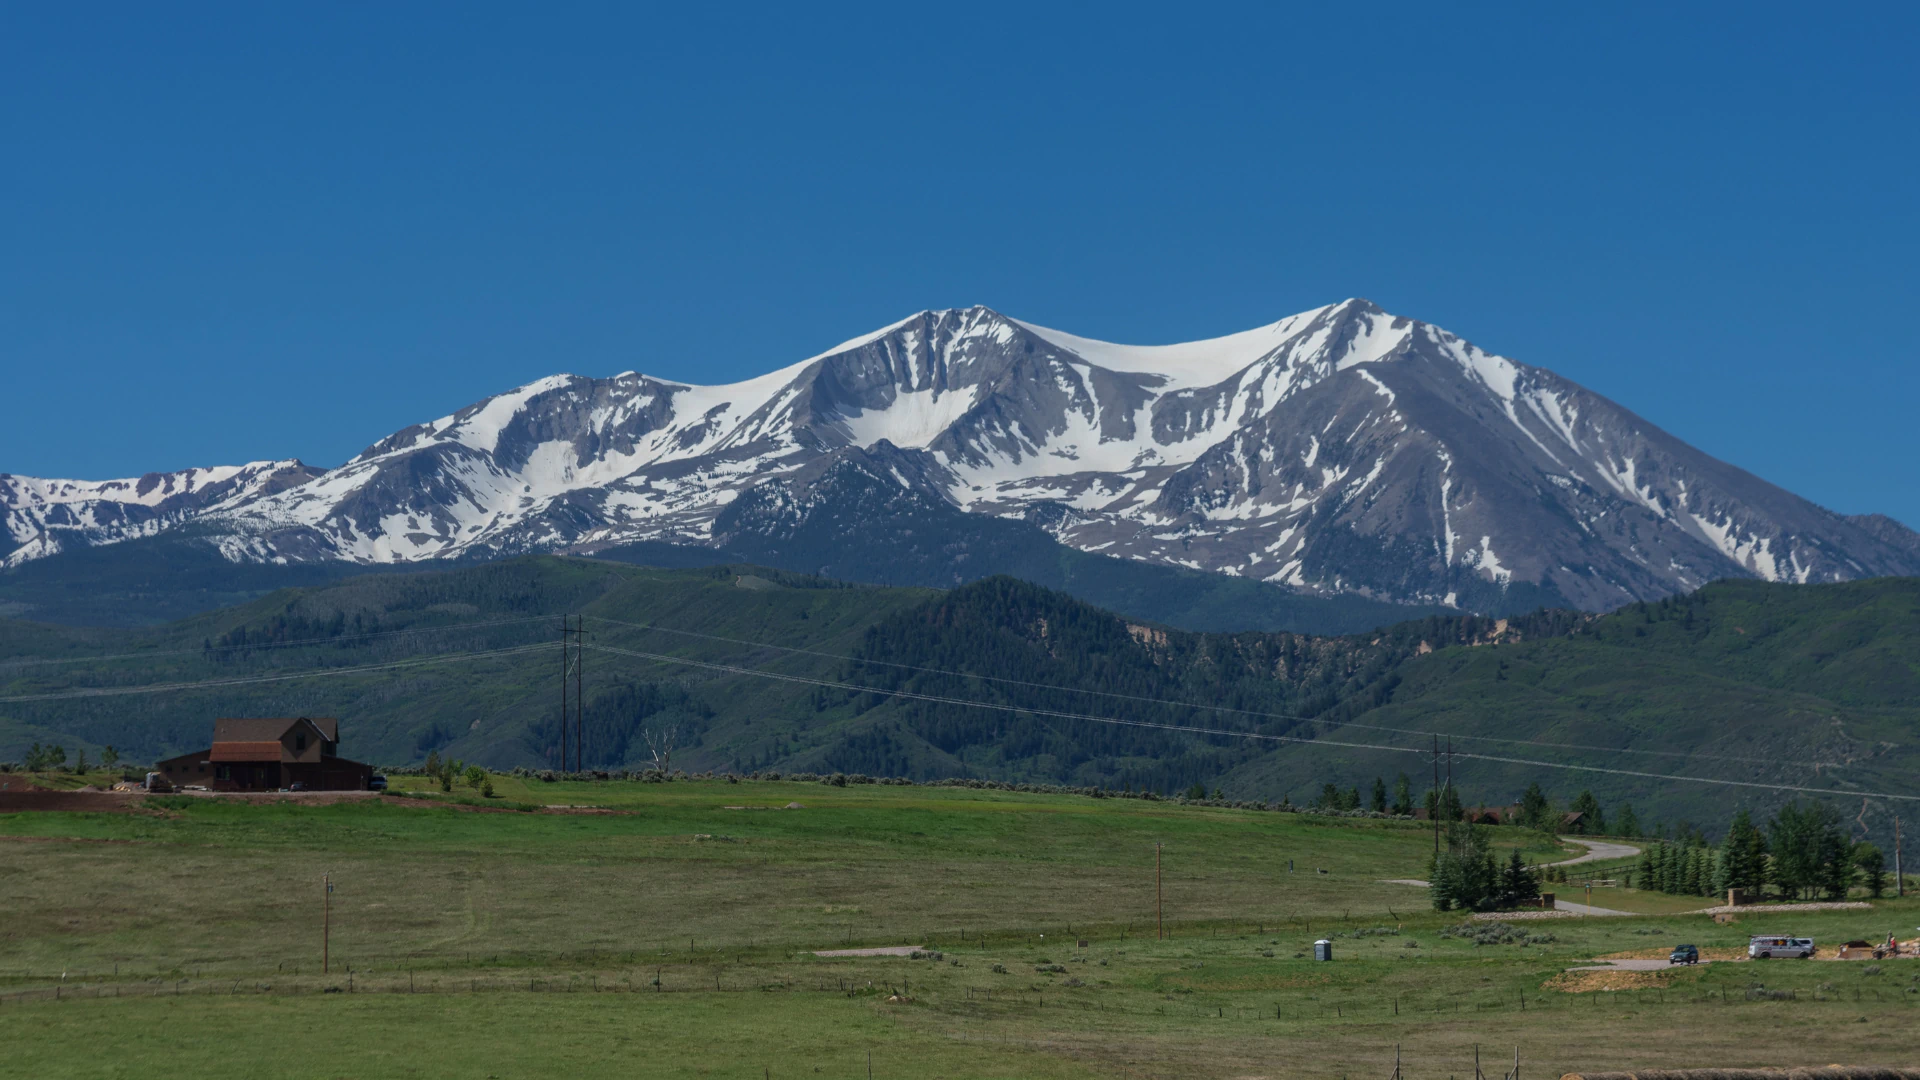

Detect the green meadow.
xmin=2 ymin=781 xmax=1916 ymax=1078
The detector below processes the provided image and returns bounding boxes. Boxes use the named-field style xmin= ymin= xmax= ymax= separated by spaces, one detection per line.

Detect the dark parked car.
xmin=368 ymin=774 xmax=388 ymax=791
xmin=1669 ymin=944 xmax=1699 ymax=965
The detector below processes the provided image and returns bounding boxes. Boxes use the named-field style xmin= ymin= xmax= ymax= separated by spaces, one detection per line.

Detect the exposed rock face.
xmin=6 ymin=301 xmax=1917 ymax=610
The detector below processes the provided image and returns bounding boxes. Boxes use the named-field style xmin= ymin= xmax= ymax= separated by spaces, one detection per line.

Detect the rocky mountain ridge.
xmin=6 ymin=300 xmax=1917 ymax=612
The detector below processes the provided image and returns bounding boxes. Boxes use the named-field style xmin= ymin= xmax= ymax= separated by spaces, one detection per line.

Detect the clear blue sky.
xmin=4 ymin=4 xmax=1915 ymax=526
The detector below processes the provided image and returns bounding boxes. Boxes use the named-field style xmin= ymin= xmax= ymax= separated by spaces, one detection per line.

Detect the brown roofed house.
xmin=154 ymin=718 xmax=372 ymax=792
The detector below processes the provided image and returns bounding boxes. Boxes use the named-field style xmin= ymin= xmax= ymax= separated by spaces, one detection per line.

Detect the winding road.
xmin=1545 ymin=837 xmax=1641 ymax=867
xmin=1380 ymin=837 xmax=1644 ymax=915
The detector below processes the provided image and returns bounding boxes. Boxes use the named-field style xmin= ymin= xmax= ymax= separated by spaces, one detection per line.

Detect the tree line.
xmin=1635 ymin=802 xmax=1891 ymax=900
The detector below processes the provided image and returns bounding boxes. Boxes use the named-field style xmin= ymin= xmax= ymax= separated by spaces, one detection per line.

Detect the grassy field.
xmin=2 ymin=780 xmax=1917 ymax=1079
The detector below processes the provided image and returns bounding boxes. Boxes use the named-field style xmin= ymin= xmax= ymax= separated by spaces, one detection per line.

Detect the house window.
xmin=296 ymin=734 xmax=307 ymax=752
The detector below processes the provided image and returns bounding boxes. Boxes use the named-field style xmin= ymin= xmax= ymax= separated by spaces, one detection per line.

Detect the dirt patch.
xmin=1545 ymin=966 xmax=1696 ymax=993
xmin=0 ymin=791 xmax=143 ymax=813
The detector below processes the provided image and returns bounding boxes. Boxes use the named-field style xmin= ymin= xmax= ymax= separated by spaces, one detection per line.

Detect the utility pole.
xmin=1897 ymin=816 xmax=1905 ymax=898
xmin=1155 ymin=843 xmax=1164 ymax=940
xmin=323 ymin=872 xmax=332 ymax=975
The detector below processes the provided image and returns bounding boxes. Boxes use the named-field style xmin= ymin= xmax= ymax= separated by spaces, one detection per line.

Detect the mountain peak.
xmin=9 ymin=303 xmax=1918 ymax=612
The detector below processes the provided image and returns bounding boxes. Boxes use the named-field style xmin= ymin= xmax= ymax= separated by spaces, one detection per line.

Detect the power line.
xmin=579 ymin=640 xmax=1920 ymax=804
xmin=0 ymin=643 xmax=558 ymax=703
xmin=0 ymin=615 xmax=560 ymax=671
xmin=580 ymin=614 xmax=1847 ymax=770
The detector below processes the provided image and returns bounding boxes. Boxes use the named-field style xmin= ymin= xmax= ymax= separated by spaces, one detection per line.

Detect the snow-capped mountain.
xmin=7 ymin=300 xmax=1918 ymax=611
xmin=1 ymin=461 xmax=322 ymax=565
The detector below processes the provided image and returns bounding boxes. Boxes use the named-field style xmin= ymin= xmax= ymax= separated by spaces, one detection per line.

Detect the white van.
xmin=1748 ymin=935 xmax=1815 ymax=959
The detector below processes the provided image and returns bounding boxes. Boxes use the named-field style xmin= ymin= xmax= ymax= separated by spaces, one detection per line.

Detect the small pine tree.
xmin=1854 ymin=842 xmax=1887 ymax=898
xmin=1648 ymin=843 xmax=1670 ymax=894
xmin=1371 ymin=777 xmax=1388 ymax=814
xmin=1615 ymin=803 xmax=1641 ymax=838
xmin=1500 ymin=848 xmax=1540 ymax=908
xmin=1518 ymin=782 xmax=1553 ymax=831
xmin=1391 ymin=773 xmax=1413 ymax=816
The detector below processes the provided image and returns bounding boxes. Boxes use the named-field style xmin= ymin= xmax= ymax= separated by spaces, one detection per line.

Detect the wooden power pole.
xmin=1897 ymin=816 xmax=1905 ymax=898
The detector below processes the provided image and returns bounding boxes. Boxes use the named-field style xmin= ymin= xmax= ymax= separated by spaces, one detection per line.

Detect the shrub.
xmin=1438 ymin=921 xmax=1556 ymax=947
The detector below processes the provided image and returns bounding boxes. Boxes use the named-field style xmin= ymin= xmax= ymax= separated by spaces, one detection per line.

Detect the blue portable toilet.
xmin=1313 ymin=939 xmax=1332 ymax=961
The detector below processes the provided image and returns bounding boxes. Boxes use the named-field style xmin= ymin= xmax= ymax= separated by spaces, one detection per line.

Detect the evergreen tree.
xmin=1317 ymin=783 xmax=1340 ymax=809
xmin=1518 ymin=782 xmax=1553 ymax=830
xmin=1569 ymin=790 xmax=1605 ymax=835
xmin=1615 ymin=803 xmax=1641 ymax=838
xmin=1817 ymin=819 xmax=1854 ymax=900
xmin=1439 ymin=784 xmax=1464 ymax=823
xmin=1391 ymin=773 xmax=1413 ymax=816
xmin=1431 ymin=822 xmax=1499 ymax=911
xmin=1371 ymin=777 xmax=1388 ymax=814
xmin=1719 ymin=809 xmax=1769 ymax=895
xmin=1769 ymin=800 xmax=1847 ymax=900
xmin=1690 ymin=847 xmax=1713 ymax=896
xmin=1344 ymin=786 xmax=1363 ymax=811
xmin=1853 ymin=842 xmax=1887 ymax=898
xmin=1636 ymin=844 xmax=1656 ymax=891
xmin=1500 ymin=848 xmax=1541 ymax=908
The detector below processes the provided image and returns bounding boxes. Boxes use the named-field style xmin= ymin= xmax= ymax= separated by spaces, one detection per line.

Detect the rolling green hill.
xmin=2 ymin=557 xmax=1916 ymax=841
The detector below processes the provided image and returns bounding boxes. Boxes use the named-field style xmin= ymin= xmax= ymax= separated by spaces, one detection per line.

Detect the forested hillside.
xmin=2 ymin=557 xmax=1915 ymax=841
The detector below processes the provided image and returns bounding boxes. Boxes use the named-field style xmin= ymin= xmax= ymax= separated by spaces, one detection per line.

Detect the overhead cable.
xmin=580 ymin=640 xmax=1919 ymax=803
xmin=580 ymin=614 xmax=1840 ymax=769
